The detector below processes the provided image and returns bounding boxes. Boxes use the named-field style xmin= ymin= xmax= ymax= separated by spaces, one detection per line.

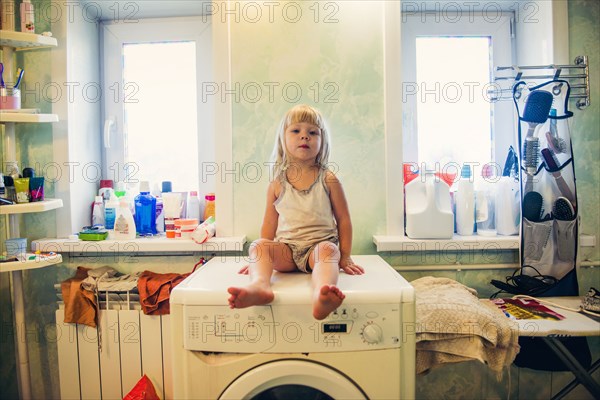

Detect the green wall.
xmin=0 ymin=1 xmax=598 ymax=399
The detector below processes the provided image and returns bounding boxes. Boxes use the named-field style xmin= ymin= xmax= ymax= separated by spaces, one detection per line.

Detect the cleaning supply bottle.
xmin=20 ymin=0 xmax=35 ymax=33
xmin=405 ymin=170 xmax=453 ymax=239
xmin=134 ymin=181 xmax=157 ymax=235
xmin=91 ymin=196 xmax=105 ymax=227
xmin=113 ymin=200 xmax=136 ymax=240
xmin=187 ymin=191 xmax=201 ymax=220
xmin=455 ymin=164 xmax=475 ymax=236
xmin=98 ymin=179 xmax=114 ymax=202
xmin=152 ymin=183 xmax=164 ymax=234
xmin=104 ymin=191 xmax=119 ymax=230
xmin=203 ymin=193 xmax=215 ymax=222
xmin=475 ymin=165 xmax=497 ymax=236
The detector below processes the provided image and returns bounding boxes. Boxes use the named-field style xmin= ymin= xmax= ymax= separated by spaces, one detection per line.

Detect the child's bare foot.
xmin=227 ymin=284 xmax=274 ymax=309
xmin=313 ymin=285 xmax=345 ymax=320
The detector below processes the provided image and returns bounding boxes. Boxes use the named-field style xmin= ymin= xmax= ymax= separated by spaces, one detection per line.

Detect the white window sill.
xmin=373 ymin=234 xmax=519 ymax=252
xmin=373 ymin=234 xmax=597 ymax=252
xmin=32 ymin=236 xmax=246 ymax=254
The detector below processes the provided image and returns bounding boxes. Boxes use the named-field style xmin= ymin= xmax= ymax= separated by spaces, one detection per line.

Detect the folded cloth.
xmin=138 ymin=271 xmax=191 ymax=315
xmin=61 ymin=267 xmax=97 ymax=328
xmin=412 ymin=276 xmax=520 ymax=378
xmin=81 ymin=266 xmax=141 ymax=292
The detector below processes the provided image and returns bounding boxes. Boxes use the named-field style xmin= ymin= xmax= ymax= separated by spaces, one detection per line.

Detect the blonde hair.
xmin=270 ymin=104 xmax=331 ymax=178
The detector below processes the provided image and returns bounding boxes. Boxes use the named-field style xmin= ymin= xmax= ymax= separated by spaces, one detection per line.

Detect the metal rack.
xmin=491 ymin=55 xmax=590 ymax=109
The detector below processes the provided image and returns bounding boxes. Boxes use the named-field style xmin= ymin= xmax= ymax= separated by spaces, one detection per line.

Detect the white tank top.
xmin=274 ymin=169 xmax=338 ymax=244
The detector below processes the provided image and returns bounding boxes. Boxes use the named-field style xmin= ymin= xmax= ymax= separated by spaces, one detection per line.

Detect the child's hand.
xmin=238 ymin=265 xmax=250 ymax=275
xmin=339 ymin=257 xmax=364 ymax=275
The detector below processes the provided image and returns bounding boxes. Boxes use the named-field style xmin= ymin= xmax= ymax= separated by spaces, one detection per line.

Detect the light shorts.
xmin=284 ymin=236 xmax=339 ymax=273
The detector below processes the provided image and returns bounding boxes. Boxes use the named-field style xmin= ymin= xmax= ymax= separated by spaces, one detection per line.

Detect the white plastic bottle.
xmin=187 ymin=191 xmax=201 ymax=220
xmin=104 ymin=192 xmax=119 ymax=230
xmin=455 ymin=165 xmax=475 ymax=236
xmin=113 ymin=200 xmax=136 ymax=240
xmin=496 ymin=176 xmax=520 ymax=235
xmin=20 ymin=0 xmax=34 ymax=33
xmin=91 ymin=195 xmax=105 ymax=227
xmin=405 ymin=171 xmax=454 ymax=239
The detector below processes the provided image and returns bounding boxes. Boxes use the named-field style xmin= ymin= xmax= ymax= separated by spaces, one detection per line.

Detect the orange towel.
xmin=61 ymin=267 xmax=97 ymax=328
xmin=138 ymin=271 xmax=191 ymax=315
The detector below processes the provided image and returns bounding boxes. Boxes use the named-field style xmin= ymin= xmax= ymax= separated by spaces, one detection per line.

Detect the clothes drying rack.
xmin=491 ymin=55 xmax=590 ymax=109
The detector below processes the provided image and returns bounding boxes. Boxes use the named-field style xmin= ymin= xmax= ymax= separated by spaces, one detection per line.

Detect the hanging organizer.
xmin=509 ymin=80 xmax=591 ymax=372
xmin=514 ymin=80 xmax=579 ymax=294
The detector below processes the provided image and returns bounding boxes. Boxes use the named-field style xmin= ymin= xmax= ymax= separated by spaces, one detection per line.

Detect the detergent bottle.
xmin=405 ymin=170 xmax=453 ymax=239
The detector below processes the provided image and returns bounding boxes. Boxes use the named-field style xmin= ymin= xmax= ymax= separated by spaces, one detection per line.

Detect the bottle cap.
xmin=461 ymin=165 xmax=472 ymax=179
xmin=139 ymin=181 xmax=150 ymax=193
xmin=205 ymin=193 xmax=215 ymax=201
xmin=22 ymin=167 xmax=35 ymax=178
xmin=190 ymin=191 xmax=198 ymax=197
xmin=162 ymin=181 xmax=172 ymax=193
xmin=100 ymin=179 xmax=114 ymax=189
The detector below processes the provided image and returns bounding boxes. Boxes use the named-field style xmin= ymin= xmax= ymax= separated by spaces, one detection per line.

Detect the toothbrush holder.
xmin=0 ymin=87 xmax=21 ymax=110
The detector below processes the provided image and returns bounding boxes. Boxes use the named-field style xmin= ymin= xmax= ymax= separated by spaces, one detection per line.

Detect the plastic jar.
xmin=174 ymin=218 xmax=198 ymax=239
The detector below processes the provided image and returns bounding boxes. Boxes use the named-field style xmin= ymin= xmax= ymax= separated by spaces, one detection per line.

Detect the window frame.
xmin=101 ymin=16 xmax=235 ymax=236
xmin=401 ymin=12 xmax=515 ymax=177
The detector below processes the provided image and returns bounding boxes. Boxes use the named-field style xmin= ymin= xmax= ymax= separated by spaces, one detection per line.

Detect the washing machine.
xmin=170 ymin=255 xmax=415 ymax=399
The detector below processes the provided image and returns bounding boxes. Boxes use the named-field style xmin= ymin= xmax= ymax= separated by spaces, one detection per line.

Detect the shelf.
xmin=0 ymin=30 xmax=58 ymax=49
xmin=0 ymin=254 xmax=62 ymax=273
xmin=373 ymin=234 xmax=520 ymax=252
xmin=0 ymin=199 xmax=63 ymax=215
xmin=33 ymin=236 xmax=247 ymax=254
xmin=0 ymin=112 xmax=59 ymax=123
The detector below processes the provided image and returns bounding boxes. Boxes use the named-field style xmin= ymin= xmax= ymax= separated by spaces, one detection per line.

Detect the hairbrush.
xmin=541 ymin=148 xmax=576 ymax=206
xmin=523 ymin=137 xmax=539 ymax=193
xmin=553 ymin=197 xmax=575 ymax=221
xmin=522 ymin=90 xmax=554 ymax=137
xmin=523 ymin=191 xmax=544 ymax=222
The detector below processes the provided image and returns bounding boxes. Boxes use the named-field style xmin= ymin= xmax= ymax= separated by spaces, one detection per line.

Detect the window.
xmin=402 ymin=13 xmax=515 ymax=182
xmin=102 ymin=17 xmax=214 ymax=195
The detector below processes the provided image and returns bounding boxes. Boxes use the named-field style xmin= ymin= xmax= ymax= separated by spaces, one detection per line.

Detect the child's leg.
xmin=228 ymin=239 xmax=295 ymax=309
xmin=308 ymin=241 xmax=345 ymax=320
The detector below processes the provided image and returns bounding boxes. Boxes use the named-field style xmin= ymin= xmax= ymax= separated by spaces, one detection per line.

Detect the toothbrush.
xmin=14 ymin=68 xmax=24 ymax=89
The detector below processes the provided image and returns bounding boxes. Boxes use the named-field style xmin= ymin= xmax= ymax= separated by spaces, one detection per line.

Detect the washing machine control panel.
xmin=182 ymin=302 xmax=410 ymax=353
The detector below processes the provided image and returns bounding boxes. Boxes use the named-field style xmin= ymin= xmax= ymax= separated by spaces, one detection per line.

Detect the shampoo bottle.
xmin=134 ymin=181 xmax=157 ymax=235
xmin=203 ymin=193 xmax=215 ymax=222
xmin=455 ymin=165 xmax=475 ymax=236
xmin=113 ymin=200 xmax=136 ymax=240
xmin=187 ymin=191 xmax=201 ymax=220
xmin=91 ymin=196 xmax=105 ymax=227
xmin=20 ymin=0 xmax=34 ymax=33
xmin=104 ymin=192 xmax=119 ymax=230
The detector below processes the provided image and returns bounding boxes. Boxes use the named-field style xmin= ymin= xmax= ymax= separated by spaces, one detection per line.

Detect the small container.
xmin=5 ymin=238 xmax=27 ymax=257
xmin=14 ymin=177 xmax=30 ymax=203
xmin=29 ymin=177 xmax=44 ymax=202
xmin=0 ymin=88 xmax=21 ymax=110
xmin=22 ymin=167 xmax=35 ymax=178
xmin=174 ymin=218 xmax=198 ymax=239
xmin=203 ymin=193 xmax=216 ymax=221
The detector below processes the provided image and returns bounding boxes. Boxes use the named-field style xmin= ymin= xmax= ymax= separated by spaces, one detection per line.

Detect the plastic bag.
xmin=123 ymin=374 xmax=160 ymax=400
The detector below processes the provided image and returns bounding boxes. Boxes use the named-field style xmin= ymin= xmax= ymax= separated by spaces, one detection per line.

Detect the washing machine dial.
xmin=361 ymin=322 xmax=383 ymax=344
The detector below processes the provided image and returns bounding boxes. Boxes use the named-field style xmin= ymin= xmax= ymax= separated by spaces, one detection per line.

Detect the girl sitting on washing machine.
xmin=227 ymin=104 xmax=364 ymax=320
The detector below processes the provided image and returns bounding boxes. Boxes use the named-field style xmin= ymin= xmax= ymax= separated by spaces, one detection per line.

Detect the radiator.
xmin=56 ymin=294 xmax=173 ymax=400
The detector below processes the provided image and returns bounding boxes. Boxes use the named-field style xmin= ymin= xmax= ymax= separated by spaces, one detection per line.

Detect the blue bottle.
xmin=134 ymin=181 xmax=157 ymax=235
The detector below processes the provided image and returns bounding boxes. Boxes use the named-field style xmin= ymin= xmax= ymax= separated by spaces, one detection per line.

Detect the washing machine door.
xmin=219 ymin=360 xmax=367 ymax=400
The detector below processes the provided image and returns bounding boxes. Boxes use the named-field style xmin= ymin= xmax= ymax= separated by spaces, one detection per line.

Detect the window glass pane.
xmin=415 ymin=37 xmax=492 ymax=174
xmin=123 ymin=42 xmax=198 ymax=191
